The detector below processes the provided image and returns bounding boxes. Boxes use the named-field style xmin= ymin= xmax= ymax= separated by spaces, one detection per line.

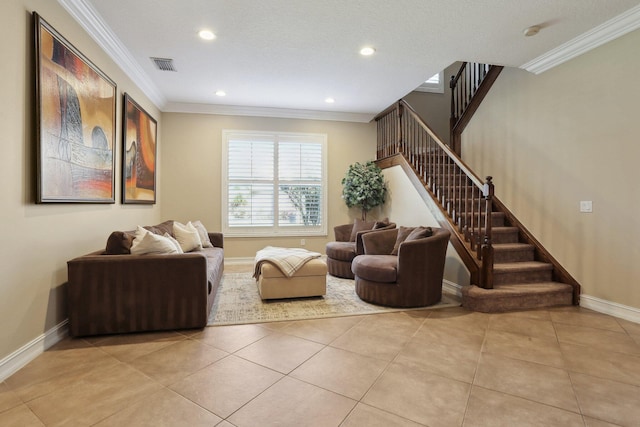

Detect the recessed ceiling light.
xmin=325 ymin=97 xmax=335 ymax=104
xmin=215 ymin=90 xmax=226 ymax=97
xmin=198 ymin=30 xmax=216 ymax=40
xmin=360 ymin=47 xmax=376 ymax=56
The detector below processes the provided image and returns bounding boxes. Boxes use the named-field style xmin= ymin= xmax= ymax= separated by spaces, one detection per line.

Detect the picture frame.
xmin=122 ymin=93 xmax=157 ymax=204
xmin=34 ymin=12 xmax=116 ymax=203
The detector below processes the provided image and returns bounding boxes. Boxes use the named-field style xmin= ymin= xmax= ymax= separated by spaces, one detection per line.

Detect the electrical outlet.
xmin=300 ymin=239 xmax=306 ymax=246
xmin=580 ymin=201 xmax=593 ymax=213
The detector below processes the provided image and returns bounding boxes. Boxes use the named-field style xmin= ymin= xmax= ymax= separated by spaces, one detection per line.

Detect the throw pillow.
xmin=405 ymin=226 xmax=433 ymax=242
xmin=173 ymin=221 xmax=203 ymax=252
xmin=349 ymin=218 xmax=375 ymax=242
xmin=163 ymin=233 xmax=184 ymax=254
xmin=373 ymin=217 xmax=390 ymax=229
xmin=130 ymin=226 xmax=180 ymax=255
xmin=105 ymin=230 xmax=136 ymax=254
xmin=391 ymin=226 xmax=416 ymax=256
xmin=191 ymin=220 xmax=213 ymax=248
xmin=144 ymin=220 xmax=175 ymax=237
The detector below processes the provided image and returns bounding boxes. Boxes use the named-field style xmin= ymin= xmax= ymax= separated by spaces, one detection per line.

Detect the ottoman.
xmin=257 ymin=258 xmax=327 ymax=299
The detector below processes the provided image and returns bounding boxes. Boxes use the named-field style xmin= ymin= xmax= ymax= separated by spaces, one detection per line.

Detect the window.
xmin=415 ymin=71 xmax=444 ymax=93
xmin=222 ymin=130 xmax=327 ymax=237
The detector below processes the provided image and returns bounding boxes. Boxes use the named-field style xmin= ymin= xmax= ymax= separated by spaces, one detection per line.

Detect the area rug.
xmin=208 ymin=272 xmax=460 ymax=326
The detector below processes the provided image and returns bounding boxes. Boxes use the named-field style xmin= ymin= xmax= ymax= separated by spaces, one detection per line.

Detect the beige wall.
xmin=160 ymin=113 xmax=377 ymax=258
xmin=402 ymin=62 xmax=462 ymax=146
xmin=463 ymin=29 xmax=640 ymax=309
xmin=0 ymin=1 xmax=161 ymax=362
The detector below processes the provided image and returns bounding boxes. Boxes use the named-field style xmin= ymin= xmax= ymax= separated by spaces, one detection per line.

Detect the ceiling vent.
xmin=150 ymin=57 xmax=177 ymax=72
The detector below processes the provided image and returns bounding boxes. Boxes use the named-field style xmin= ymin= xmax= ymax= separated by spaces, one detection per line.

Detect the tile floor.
xmin=2 ymin=264 xmax=640 ymax=426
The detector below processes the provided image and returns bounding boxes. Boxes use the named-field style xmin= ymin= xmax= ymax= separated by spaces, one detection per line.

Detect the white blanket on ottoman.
xmin=253 ymin=246 xmax=322 ymax=279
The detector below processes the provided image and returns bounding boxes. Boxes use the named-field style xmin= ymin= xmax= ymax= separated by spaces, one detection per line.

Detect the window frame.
xmin=221 ymin=130 xmax=328 ymax=238
xmin=415 ymin=71 xmax=444 ymax=93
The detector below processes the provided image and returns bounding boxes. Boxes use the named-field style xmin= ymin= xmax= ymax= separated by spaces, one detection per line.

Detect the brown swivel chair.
xmin=325 ymin=220 xmax=396 ymax=279
xmin=351 ymin=227 xmax=450 ymax=307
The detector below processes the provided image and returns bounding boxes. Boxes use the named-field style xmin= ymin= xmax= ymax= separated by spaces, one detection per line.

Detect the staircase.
xmin=374 ymin=98 xmax=579 ymax=313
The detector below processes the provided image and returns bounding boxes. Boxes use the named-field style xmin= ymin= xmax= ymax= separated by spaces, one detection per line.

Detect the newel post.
xmin=481 ymin=176 xmax=494 ymax=289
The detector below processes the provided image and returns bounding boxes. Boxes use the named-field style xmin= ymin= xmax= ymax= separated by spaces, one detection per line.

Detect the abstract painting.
xmin=122 ymin=93 xmax=157 ymax=204
xmin=34 ymin=12 xmax=116 ymax=203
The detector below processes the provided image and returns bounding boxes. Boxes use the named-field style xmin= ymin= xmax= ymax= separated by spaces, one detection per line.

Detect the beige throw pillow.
xmin=173 ymin=221 xmax=203 ymax=252
xmin=191 ymin=220 xmax=213 ymax=248
xmin=130 ymin=226 xmax=180 ymax=255
xmin=164 ymin=233 xmax=184 ymax=254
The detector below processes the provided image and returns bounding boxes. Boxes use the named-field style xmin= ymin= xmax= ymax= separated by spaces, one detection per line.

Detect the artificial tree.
xmin=341 ymin=161 xmax=387 ymax=220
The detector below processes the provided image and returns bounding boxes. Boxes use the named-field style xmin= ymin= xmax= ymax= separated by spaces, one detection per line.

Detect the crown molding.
xmin=164 ymin=102 xmax=375 ymax=123
xmin=57 ymin=0 xmax=166 ymax=108
xmin=521 ymin=4 xmax=640 ymax=74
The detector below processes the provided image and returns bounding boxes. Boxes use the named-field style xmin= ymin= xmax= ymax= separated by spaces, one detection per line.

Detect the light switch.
xmin=580 ymin=201 xmax=593 ymax=213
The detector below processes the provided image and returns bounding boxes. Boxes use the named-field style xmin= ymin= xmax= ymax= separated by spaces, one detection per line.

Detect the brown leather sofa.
xmin=351 ymin=227 xmax=450 ymax=307
xmin=325 ymin=219 xmax=396 ymax=279
xmin=66 ymin=221 xmax=223 ymax=337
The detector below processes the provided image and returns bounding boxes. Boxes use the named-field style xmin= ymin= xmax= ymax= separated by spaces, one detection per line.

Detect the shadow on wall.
xmin=45 ymin=277 xmax=68 ymax=337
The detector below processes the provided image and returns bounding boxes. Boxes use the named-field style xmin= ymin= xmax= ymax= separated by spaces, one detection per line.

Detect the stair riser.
xmin=489 ymin=230 xmax=519 ymax=244
xmin=462 ymin=291 xmax=573 ymax=313
xmin=494 ymin=249 xmax=534 ymax=263
xmin=493 ymin=269 xmax=552 ymax=285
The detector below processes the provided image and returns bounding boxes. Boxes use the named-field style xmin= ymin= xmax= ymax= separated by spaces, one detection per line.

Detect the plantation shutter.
xmin=227 ymin=138 xmax=275 ymax=227
xmin=223 ymin=131 xmax=327 ymax=236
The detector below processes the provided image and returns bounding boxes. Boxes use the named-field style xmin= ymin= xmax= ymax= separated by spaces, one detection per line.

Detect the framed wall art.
xmin=122 ymin=93 xmax=157 ymax=204
xmin=34 ymin=12 xmax=116 ymax=203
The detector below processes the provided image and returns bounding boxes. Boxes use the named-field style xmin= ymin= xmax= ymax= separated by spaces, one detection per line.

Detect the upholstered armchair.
xmin=325 ymin=219 xmax=396 ymax=279
xmin=351 ymin=226 xmax=450 ymax=307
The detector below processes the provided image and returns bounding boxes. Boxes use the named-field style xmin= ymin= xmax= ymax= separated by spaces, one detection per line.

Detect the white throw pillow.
xmin=173 ymin=221 xmax=203 ymax=252
xmin=163 ymin=232 xmax=184 ymax=254
xmin=130 ymin=226 xmax=180 ymax=255
xmin=191 ymin=220 xmax=213 ymax=248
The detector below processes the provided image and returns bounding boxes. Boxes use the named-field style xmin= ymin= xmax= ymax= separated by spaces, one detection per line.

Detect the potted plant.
xmin=341 ymin=161 xmax=387 ymax=220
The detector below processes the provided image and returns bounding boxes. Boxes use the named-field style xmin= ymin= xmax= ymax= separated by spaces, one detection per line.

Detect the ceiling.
xmin=61 ymin=0 xmax=640 ymax=121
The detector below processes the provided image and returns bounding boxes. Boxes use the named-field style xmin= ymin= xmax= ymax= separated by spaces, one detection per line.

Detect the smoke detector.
xmin=523 ymin=25 xmax=541 ymax=37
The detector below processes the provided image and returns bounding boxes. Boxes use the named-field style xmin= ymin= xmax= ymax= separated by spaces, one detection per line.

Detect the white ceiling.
xmin=61 ymin=0 xmax=640 ymax=121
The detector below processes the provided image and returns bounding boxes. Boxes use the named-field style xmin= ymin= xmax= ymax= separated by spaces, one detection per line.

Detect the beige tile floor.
xmin=2 ymin=265 xmax=640 ymax=426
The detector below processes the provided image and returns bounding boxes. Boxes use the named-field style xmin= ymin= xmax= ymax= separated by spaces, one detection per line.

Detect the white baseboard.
xmin=443 ymin=279 xmax=463 ymax=298
xmin=0 ymin=320 xmax=68 ymax=382
xmin=580 ymin=294 xmax=640 ymax=324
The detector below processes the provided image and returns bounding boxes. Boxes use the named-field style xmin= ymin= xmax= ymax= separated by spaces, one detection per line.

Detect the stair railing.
xmin=450 ymin=62 xmax=490 ymax=125
xmin=376 ymin=100 xmax=494 ymax=289
xmin=449 ymin=62 xmax=504 ymax=155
